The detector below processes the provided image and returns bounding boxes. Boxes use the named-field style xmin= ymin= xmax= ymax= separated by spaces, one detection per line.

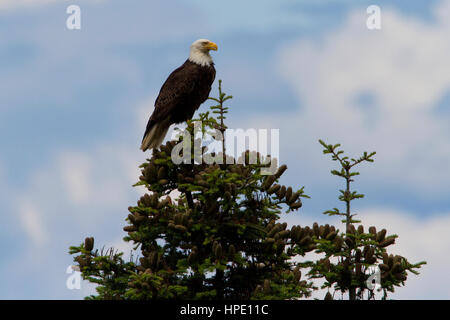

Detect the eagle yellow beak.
xmin=205 ymin=41 xmax=218 ymax=51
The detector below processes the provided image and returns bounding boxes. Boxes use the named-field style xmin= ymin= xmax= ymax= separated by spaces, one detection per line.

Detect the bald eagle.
xmin=141 ymin=39 xmax=218 ymax=151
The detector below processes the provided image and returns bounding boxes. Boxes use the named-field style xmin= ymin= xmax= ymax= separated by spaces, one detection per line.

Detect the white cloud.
xmin=19 ymin=201 xmax=47 ymax=246
xmin=109 ymin=236 xmax=138 ymax=262
xmin=266 ymin=0 xmax=450 ymax=198
xmin=361 ymin=208 xmax=450 ymax=299
xmin=1 ymin=100 xmax=151 ymax=298
xmin=58 ymin=146 xmax=143 ymax=208
xmin=60 ymin=152 xmax=92 ymax=205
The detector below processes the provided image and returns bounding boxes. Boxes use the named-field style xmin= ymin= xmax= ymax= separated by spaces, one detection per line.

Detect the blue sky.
xmin=1 ymin=0 xmax=449 ymax=299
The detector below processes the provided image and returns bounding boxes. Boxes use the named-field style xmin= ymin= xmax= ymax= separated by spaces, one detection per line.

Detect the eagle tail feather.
xmin=140 ymin=122 xmax=170 ymax=151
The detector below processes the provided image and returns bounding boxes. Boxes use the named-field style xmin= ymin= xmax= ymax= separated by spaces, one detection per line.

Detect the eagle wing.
xmin=142 ymin=62 xmax=201 ymax=142
xmin=141 ymin=60 xmax=215 ymax=151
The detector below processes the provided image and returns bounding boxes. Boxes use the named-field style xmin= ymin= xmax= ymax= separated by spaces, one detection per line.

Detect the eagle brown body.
xmin=141 ymin=39 xmax=217 ymax=151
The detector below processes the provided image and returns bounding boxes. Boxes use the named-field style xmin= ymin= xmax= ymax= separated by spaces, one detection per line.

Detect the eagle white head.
xmin=188 ymin=39 xmax=218 ymax=67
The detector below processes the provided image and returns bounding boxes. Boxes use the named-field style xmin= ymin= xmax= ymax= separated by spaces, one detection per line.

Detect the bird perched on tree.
xmin=141 ymin=39 xmax=218 ymax=151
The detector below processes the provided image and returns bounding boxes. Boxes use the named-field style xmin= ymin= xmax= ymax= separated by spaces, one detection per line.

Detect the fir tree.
xmin=307 ymin=141 xmax=426 ymax=300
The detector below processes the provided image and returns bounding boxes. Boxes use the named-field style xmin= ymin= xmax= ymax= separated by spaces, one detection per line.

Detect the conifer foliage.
xmin=70 ymin=82 xmax=425 ymax=300
xmin=308 ymin=142 xmax=425 ymax=300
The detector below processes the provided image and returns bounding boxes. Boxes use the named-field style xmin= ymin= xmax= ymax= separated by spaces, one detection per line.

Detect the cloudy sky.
xmin=1 ymin=0 xmax=449 ymax=299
